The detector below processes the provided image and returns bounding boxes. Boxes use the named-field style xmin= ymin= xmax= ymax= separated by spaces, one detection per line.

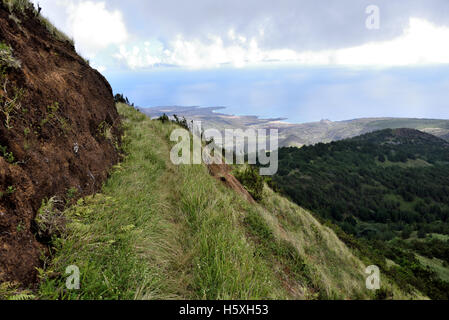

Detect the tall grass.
xmin=38 ymin=15 xmax=74 ymax=46
xmin=38 ymin=103 xmax=416 ymax=300
xmin=38 ymin=104 xmax=285 ymax=299
xmin=176 ymin=164 xmax=283 ymax=299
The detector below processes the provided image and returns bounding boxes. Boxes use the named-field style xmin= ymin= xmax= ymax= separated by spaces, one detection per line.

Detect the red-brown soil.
xmin=0 ymin=6 xmax=121 ymax=286
xmin=207 ymin=162 xmax=256 ymax=204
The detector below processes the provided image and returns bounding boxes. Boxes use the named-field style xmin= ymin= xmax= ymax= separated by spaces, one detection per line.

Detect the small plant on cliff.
xmin=0 ymin=42 xmax=21 ymax=69
xmin=6 ymin=186 xmax=16 ymax=194
xmin=65 ymin=187 xmax=78 ymax=205
xmin=40 ymin=102 xmax=59 ymax=127
xmin=97 ymin=121 xmax=113 ymax=140
xmin=0 ymin=68 xmax=24 ymax=129
xmin=35 ymin=197 xmax=67 ymax=240
xmin=39 ymin=102 xmax=70 ymax=132
xmin=0 ymin=145 xmax=15 ymax=163
xmin=0 ymin=186 xmax=13 ymax=200
xmin=2 ymin=0 xmax=34 ymax=13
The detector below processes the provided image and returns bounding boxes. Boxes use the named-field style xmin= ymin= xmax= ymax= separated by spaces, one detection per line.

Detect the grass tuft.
xmin=0 ymin=42 xmax=21 ymax=69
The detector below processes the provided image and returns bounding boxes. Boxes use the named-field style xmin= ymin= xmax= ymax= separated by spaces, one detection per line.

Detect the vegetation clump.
xmin=2 ymin=0 xmax=33 ymax=15
xmin=0 ymin=65 xmax=25 ymax=129
xmin=35 ymin=197 xmax=67 ymax=241
xmin=157 ymin=113 xmax=169 ymax=123
xmin=2 ymin=0 xmax=74 ymax=45
xmin=0 ymin=281 xmax=35 ymax=300
xmin=114 ymin=93 xmax=129 ymax=104
xmin=173 ymin=114 xmax=189 ymax=130
xmin=0 ymin=144 xmax=15 ymax=163
xmin=0 ymin=42 xmax=21 ymax=69
xmin=234 ymin=166 xmax=264 ymax=201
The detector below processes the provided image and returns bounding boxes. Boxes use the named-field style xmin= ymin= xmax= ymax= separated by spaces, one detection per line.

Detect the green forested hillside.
xmin=272 ymin=128 xmax=449 ymax=298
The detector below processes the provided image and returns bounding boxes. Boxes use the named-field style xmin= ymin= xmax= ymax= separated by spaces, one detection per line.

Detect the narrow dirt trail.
xmin=130 ymin=121 xmax=195 ymax=299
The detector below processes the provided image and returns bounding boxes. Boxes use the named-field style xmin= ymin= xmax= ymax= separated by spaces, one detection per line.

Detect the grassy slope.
xmin=416 ymin=255 xmax=449 ymax=283
xmin=38 ymin=104 xmax=413 ymax=300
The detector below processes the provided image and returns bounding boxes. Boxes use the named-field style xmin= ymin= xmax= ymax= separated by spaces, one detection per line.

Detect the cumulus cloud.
xmin=335 ymin=18 xmax=449 ymax=65
xmin=35 ymin=0 xmax=128 ymax=58
xmin=113 ymin=17 xmax=449 ymax=69
xmin=108 ymin=0 xmax=449 ymax=50
xmin=36 ymin=0 xmax=449 ymax=69
xmin=67 ymin=1 xmax=128 ymax=57
xmin=114 ymin=43 xmax=163 ymax=69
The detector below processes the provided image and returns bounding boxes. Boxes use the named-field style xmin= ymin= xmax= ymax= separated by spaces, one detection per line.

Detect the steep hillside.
xmin=0 ymin=2 xmax=121 ymax=285
xmin=31 ymin=104 xmax=419 ymax=300
xmin=272 ymin=128 xmax=449 ymax=298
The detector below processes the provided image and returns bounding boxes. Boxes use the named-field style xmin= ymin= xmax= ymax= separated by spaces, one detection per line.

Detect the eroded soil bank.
xmin=0 ymin=5 xmax=121 ymax=285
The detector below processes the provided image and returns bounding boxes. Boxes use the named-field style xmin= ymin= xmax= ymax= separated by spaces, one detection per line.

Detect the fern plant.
xmin=8 ymin=293 xmax=36 ymax=300
xmin=0 ymin=281 xmax=36 ymax=300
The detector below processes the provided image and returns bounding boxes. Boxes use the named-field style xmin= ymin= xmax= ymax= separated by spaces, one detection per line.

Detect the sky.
xmin=33 ymin=0 xmax=449 ymax=123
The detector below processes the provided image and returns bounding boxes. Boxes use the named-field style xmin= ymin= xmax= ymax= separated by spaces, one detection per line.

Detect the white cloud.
xmin=35 ymin=0 xmax=128 ymax=58
xmin=92 ymin=64 xmax=107 ymax=73
xmin=114 ymin=43 xmax=163 ymax=69
xmin=335 ymin=18 xmax=449 ymax=66
xmin=115 ymin=33 xmax=302 ymax=69
xmin=114 ymin=17 xmax=449 ymax=69
xmin=33 ymin=1 xmax=449 ymax=69
xmin=67 ymin=1 xmax=128 ymax=58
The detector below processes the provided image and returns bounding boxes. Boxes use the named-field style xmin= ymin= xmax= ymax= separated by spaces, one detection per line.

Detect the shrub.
xmin=234 ymin=166 xmax=264 ymax=201
xmin=173 ymin=114 xmax=189 ymax=130
xmin=158 ymin=113 xmax=169 ymax=124
xmin=114 ymin=93 xmax=129 ymax=104
xmin=375 ymin=287 xmax=394 ymax=300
